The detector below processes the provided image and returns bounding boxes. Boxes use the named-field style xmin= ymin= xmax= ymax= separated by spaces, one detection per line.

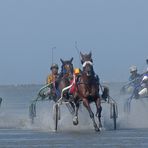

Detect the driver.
xmin=138 ymin=71 xmax=148 ymax=98
xmin=129 ymin=66 xmax=140 ymax=81
xmin=43 ymin=64 xmax=59 ymax=98
xmin=137 ymin=59 xmax=148 ymax=98
xmin=46 ymin=64 xmax=59 ymax=84
xmin=126 ymin=66 xmax=141 ymax=93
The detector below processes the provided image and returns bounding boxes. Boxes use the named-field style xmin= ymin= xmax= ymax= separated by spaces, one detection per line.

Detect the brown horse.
xmin=57 ymin=57 xmax=74 ymax=97
xmin=73 ymin=52 xmax=102 ymax=132
xmin=56 ymin=57 xmax=76 ymax=113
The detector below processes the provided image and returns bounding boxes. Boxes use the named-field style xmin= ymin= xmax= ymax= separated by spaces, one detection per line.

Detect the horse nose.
xmin=86 ymin=70 xmax=91 ymax=76
xmin=66 ymin=65 xmax=70 ymax=69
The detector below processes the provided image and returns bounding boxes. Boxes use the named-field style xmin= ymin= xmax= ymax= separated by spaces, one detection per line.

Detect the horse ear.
xmin=80 ymin=52 xmax=83 ymax=58
xmin=70 ymin=57 xmax=73 ymax=63
xmin=60 ymin=58 xmax=64 ymax=64
xmin=89 ymin=51 xmax=92 ymax=58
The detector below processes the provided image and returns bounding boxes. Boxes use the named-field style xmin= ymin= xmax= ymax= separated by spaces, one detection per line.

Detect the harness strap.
xmin=82 ymin=61 xmax=93 ymax=67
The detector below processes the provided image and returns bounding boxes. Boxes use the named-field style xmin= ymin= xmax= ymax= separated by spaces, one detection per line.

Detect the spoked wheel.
xmin=29 ymin=103 xmax=36 ymax=124
xmin=124 ymin=97 xmax=132 ymax=113
xmin=110 ymin=103 xmax=117 ymax=130
xmin=53 ymin=104 xmax=60 ymax=131
xmin=0 ymin=97 xmax=2 ymax=107
xmin=112 ymin=104 xmax=117 ymax=130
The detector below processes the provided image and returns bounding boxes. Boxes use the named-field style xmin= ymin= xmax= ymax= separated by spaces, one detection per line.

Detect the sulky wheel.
xmin=29 ymin=103 xmax=36 ymax=124
xmin=53 ymin=104 xmax=60 ymax=131
xmin=112 ymin=104 xmax=117 ymax=130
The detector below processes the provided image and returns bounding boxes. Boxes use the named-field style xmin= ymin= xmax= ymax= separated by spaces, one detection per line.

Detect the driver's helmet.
xmin=50 ymin=63 xmax=59 ymax=70
xmin=74 ymin=68 xmax=80 ymax=75
xmin=130 ymin=65 xmax=137 ymax=73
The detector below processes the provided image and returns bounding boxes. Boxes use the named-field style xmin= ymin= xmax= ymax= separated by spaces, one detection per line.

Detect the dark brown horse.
xmin=56 ymin=57 xmax=76 ymax=113
xmin=29 ymin=58 xmax=75 ymax=124
xmin=57 ymin=57 xmax=74 ymax=97
xmin=73 ymin=52 xmax=102 ymax=131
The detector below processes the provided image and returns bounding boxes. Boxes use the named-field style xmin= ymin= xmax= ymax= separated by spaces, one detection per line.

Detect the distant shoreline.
xmin=0 ymin=82 xmax=125 ymax=87
xmin=0 ymin=84 xmax=43 ymax=87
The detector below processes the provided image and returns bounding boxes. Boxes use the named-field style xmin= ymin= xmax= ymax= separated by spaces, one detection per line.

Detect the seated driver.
xmin=129 ymin=66 xmax=140 ymax=81
xmin=127 ymin=66 xmax=141 ymax=93
xmin=43 ymin=64 xmax=59 ymax=98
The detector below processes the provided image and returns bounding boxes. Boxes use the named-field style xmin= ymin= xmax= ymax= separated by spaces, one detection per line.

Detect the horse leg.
xmin=83 ymin=99 xmax=100 ymax=132
xmin=73 ymin=101 xmax=79 ymax=126
xmin=95 ymin=98 xmax=102 ymax=129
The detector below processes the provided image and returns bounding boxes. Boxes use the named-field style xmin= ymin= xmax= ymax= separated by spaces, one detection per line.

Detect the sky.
xmin=0 ymin=0 xmax=148 ymax=85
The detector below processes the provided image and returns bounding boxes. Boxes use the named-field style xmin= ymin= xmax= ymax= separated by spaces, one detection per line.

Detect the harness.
xmin=69 ymin=74 xmax=78 ymax=94
xmin=82 ymin=61 xmax=93 ymax=68
xmin=141 ymin=73 xmax=148 ymax=87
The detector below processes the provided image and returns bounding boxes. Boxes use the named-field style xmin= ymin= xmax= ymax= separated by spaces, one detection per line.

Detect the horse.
xmin=56 ymin=57 xmax=76 ymax=113
xmin=72 ymin=52 xmax=102 ymax=132
xmin=29 ymin=57 xmax=75 ymax=123
xmin=57 ymin=57 xmax=74 ymax=96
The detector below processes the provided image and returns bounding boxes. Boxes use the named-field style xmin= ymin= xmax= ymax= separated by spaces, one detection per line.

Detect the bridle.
xmin=82 ymin=61 xmax=93 ymax=68
xmin=82 ymin=61 xmax=94 ymax=76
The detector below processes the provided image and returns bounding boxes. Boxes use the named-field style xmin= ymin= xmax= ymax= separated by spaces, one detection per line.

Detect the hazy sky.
xmin=0 ymin=0 xmax=148 ymax=84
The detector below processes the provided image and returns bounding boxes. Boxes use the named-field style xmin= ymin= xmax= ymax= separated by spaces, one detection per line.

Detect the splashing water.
xmin=0 ymin=83 xmax=148 ymax=131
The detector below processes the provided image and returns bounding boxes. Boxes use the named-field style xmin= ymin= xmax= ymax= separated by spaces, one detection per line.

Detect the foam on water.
xmin=118 ymin=98 xmax=148 ymax=129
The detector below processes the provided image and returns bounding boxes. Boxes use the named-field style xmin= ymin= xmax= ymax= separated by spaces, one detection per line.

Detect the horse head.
xmin=80 ymin=52 xmax=94 ymax=77
xmin=60 ymin=57 xmax=74 ymax=76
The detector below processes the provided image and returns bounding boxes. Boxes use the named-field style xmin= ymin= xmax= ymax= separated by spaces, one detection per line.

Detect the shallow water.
xmin=1 ymin=128 xmax=148 ymax=148
xmin=0 ymin=83 xmax=148 ymax=147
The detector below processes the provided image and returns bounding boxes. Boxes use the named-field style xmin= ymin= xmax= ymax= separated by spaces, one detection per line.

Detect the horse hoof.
xmin=73 ymin=117 xmax=79 ymax=126
xmin=73 ymin=121 xmax=78 ymax=126
xmin=99 ymin=127 xmax=102 ymax=131
xmin=94 ymin=124 xmax=100 ymax=132
xmin=94 ymin=127 xmax=100 ymax=132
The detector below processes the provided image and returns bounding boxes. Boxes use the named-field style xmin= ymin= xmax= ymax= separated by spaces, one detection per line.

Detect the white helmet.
xmin=129 ymin=65 xmax=137 ymax=73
